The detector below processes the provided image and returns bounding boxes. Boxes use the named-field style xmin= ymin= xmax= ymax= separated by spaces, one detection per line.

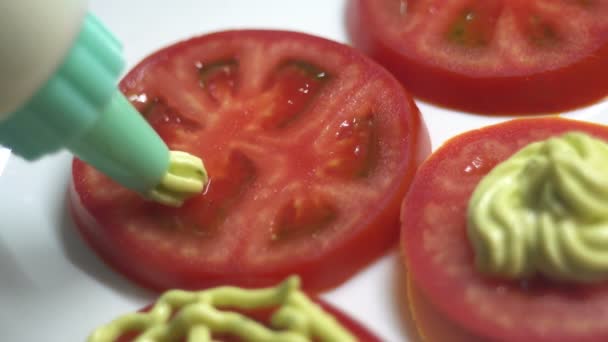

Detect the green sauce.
xmin=147 ymin=151 xmax=208 ymax=207
xmin=467 ymin=132 xmax=608 ymax=283
xmin=87 ymin=276 xmax=356 ymax=342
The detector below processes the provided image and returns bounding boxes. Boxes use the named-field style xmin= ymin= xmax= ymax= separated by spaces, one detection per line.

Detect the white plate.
xmin=0 ymin=1 xmax=607 ymax=341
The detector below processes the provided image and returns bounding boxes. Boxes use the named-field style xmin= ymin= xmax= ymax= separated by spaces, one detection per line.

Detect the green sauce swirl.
xmin=147 ymin=151 xmax=208 ymax=207
xmin=87 ymin=276 xmax=356 ymax=342
xmin=467 ymin=132 xmax=608 ymax=283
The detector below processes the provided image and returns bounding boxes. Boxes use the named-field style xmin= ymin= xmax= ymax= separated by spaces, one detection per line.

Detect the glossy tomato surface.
xmin=347 ymin=0 xmax=608 ymax=115
xmin=71 ymin=30 xmax=429 ymax=293
xmin=401 ymin=117 xmax=608 ymax=341
xmin=116 ymin=295 xmax=382 ymax=342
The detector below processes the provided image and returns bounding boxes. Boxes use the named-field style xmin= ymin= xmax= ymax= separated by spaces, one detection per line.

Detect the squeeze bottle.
xmin=0 ymin=1 xmax=207 ymax=207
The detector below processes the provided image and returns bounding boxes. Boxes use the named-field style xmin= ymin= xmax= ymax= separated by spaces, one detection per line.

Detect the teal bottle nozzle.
xmin=68 ymin=91 xmax=170 ymax=193
xmin=0 ymin=13 xmax=168 ymax=193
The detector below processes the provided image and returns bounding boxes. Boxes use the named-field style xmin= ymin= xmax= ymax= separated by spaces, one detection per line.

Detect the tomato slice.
xmin=71 ymin=30 xmax=430 ymax=292
xmin=401 ymin=117 xmax=608 ymax=341
xmin=114 ymin=296 xmax=382 ymax=342
xmin=347 ymin=0 xmax=608 ymax=114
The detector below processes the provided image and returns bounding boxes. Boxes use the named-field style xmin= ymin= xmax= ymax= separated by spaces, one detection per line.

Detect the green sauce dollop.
xmin=88 ymin=276 xmax=356 ymax=342
xmin=467 ymin=132 xmax=608 ymax=283
xmin=147 ymin=151 xmax=208 ymax=207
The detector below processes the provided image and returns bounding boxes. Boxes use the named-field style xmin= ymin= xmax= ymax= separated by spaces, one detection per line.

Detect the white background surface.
xmin=1 ymin=1 xmax=607 ymax=341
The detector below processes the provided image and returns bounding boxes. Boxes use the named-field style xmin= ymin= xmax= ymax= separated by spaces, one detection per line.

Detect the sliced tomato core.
xmin=447 ymin=2 xmax=502 ymax=47
xmin=71 ymin=30 xmax=429 ymax=292
xmin=182 ymin=150 xmax=257 ymax=232
xmin=142 ymin=97 xmax=203 ymax=134
xmin=273 ymin=196 xmax=337 ymax=242
xmin=261 ymin=60 xmax=329 ymax=129
xmin=325 ymin=115 xmax=377 ymax=178
xmin=198 ymin=59 xmax=239 ymax=103
xmin=348 ymin=0 xmax=608 ymax=114
xmin=509 ymin=3 xmax=564 ymax=48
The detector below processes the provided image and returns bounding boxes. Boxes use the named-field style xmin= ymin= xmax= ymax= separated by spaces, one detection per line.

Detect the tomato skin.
xmin=70 ymin=30 xmax=430 ymax=293
xmin=347 ymin=0 xmax=608 ymax=115
xmin=401 ymin=117 xmax=608 ymax=341
xmin=407 ymin=275 xmax=482 ymax=342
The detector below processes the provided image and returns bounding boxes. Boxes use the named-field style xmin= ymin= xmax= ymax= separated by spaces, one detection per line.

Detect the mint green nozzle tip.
xmin=70 ymin=90 xmax=170 ymax=193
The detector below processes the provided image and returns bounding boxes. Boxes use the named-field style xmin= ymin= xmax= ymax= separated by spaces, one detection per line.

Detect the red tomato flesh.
xmin=71 ymin=30 xmax=430 ymax=292
xmin=116 ymin=295 xmax=382 ymax=342
xmin=348 ymin=0 xmax=608 ymax=114
xmin=407 ymin=275 xmax=480 ymax=342
xmin=401 ymin=117 xmax=608 ymax=341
